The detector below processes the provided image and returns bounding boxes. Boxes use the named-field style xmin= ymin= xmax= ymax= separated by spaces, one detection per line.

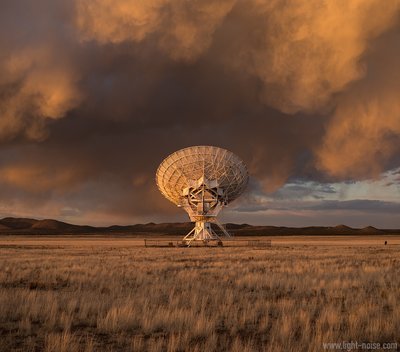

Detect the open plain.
xmin=0 ymin=236 xmax=399 ymax=352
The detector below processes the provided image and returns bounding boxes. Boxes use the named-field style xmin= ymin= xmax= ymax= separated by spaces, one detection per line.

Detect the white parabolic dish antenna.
xmin=156 ymin=146 xmax=249 ymax=243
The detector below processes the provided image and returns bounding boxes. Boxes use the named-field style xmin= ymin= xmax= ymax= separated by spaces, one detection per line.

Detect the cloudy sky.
xmin=1 ymin=0 xmax=400 ymax=228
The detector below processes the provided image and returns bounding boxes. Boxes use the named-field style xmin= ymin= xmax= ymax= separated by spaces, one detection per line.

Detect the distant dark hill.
xmin=0 ymin=217 xmax=95 ymax=234
xmin=0 ymin=217 xmax=398 ymax=236
xmin=0 ymin=224 xmax=10 ymax=230
xmin=224 ymin=224 xmax=398 ymax=236
xmin=31 ymin=219 xmax=75 ymax=230
xmin=331 ymin=225 xmax=355 ymax=235
xmin=0 ymin=217 xmax=37 ymax=229
xmin=359 ymin=226 xmax=385 ymax=234
xmin=335 ymin=224 xmax=351 ymax=229
xmin=30 ymin=219 xmax=96 ymax=233
xmin=225 ymin=223 xmax=252 ymax=230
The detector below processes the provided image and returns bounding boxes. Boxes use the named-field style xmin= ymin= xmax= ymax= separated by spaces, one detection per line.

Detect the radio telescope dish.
xmin=156 ymin=146 xmax=249 ymax=244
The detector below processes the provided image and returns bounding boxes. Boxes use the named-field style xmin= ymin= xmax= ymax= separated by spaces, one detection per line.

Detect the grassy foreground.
xmin=0 ymin=240 xmax=399 ymax=351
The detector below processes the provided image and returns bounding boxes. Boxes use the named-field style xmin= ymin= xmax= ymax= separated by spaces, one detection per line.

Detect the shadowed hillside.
xmin=0 ymin=217 xmax=398 ymax=236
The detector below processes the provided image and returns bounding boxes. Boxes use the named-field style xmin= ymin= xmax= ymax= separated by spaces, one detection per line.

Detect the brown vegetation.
xmin=0 ymin=240 xmax=399 ymax=351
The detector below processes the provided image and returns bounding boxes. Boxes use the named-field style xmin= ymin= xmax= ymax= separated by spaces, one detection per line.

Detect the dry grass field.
xmin=0 ymin=236 xmax=399 ymax=351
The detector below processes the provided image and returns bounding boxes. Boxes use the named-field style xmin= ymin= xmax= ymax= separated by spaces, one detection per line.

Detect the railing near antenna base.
xmin=144 ymin=239 xmax=271 ymax=248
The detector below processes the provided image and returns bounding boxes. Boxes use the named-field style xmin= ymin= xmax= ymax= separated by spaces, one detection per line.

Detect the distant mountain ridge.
xmin=0 ymin=217 xmax=398 ymax=236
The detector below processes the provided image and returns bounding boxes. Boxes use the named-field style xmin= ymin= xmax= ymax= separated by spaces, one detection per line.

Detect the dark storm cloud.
xmin=0 ymin=0 xmax=399 ymax=224
xmin=269 ymin=181 xmax=337 ymax=200
xmin=307 ymin=200 xmax=400 ymax=213
xmin=233 ymin=198 xmax=400 ymax=214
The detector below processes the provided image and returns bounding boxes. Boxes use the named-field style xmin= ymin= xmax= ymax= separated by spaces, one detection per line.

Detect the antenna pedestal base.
xmin=183 ymin=221 xmax=230 ymax=245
